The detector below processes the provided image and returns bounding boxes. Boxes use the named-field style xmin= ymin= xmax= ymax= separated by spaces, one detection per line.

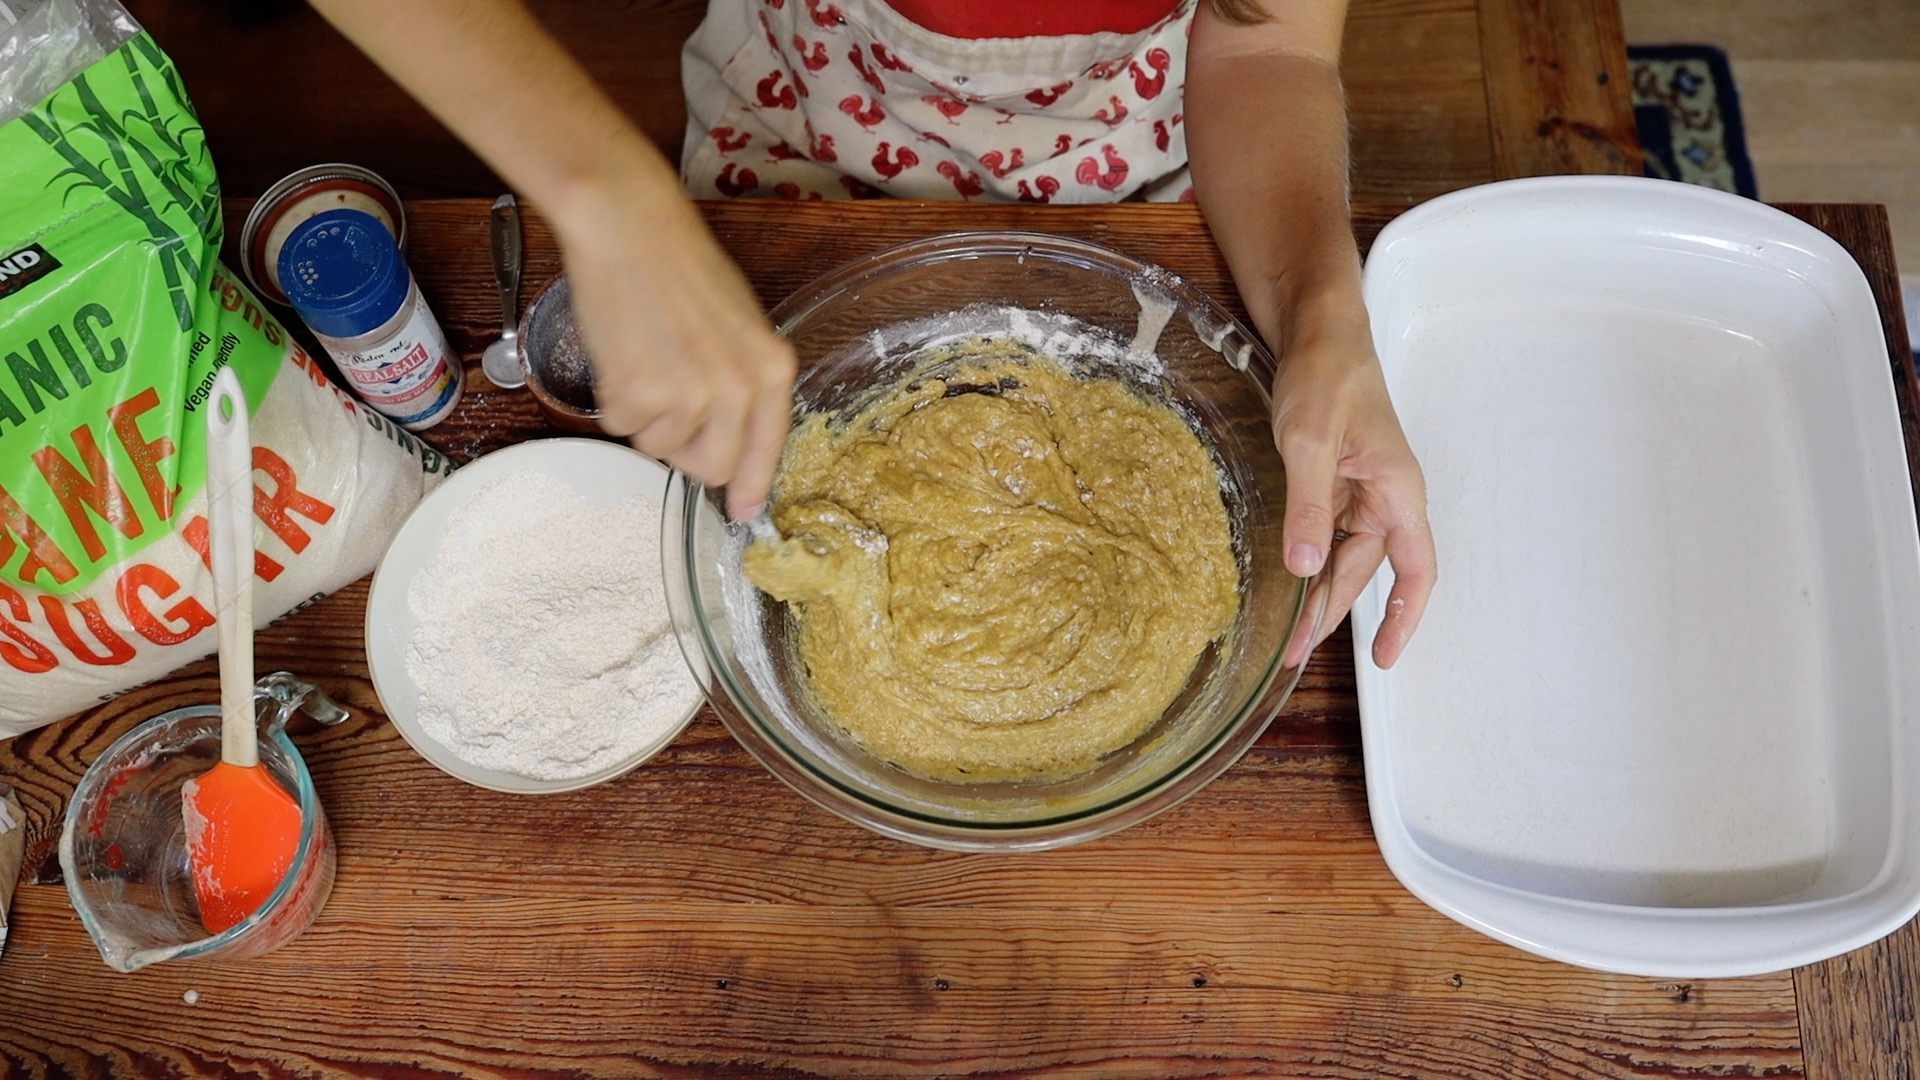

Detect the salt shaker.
xmin=278 ymin=208 xmax=463 ymax=430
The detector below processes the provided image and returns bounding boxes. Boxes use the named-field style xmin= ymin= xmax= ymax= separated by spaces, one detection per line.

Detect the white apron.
xmin=680 ymin=0 xmax=1194 ymax=203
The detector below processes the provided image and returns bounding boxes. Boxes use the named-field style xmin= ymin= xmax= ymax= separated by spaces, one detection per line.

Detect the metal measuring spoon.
xmin=481 ymin=193 xmax=526 ymax=388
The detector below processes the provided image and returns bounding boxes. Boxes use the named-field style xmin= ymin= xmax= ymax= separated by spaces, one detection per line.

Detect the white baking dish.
xmin=1354 ymin=176 xmax=1920 ymax=977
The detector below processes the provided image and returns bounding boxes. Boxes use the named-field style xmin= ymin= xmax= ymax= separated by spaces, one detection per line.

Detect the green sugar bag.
xmin=0 ymin=0 xmax=451 ymax=735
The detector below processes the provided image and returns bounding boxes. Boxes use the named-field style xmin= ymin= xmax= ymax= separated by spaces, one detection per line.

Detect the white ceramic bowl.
xmin=366 ymin=438 xmax=703 ymax=794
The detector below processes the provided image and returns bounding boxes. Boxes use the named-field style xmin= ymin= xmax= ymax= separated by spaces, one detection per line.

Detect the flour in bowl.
xmin=404 ymin=467 xmax=700 ymax=781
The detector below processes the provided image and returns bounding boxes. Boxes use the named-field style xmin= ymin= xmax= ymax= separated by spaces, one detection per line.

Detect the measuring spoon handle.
xmin=490 ymin=193 xmax=522 ymax=332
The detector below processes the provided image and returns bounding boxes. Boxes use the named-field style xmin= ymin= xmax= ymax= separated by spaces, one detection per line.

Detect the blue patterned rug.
xmin=1630 ymin=44 xmax=1758 ymax=199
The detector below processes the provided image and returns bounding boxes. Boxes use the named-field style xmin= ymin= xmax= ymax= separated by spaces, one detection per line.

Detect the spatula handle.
xmin=206 ymin=367 xmax=256 ymax=768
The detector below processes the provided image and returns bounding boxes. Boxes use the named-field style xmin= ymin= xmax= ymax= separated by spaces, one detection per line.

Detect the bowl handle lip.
xmin=254 ymin=671 xmax=348 ymax=737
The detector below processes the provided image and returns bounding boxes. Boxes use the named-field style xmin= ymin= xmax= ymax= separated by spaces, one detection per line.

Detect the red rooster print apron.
xmin=680 ymin=0 xmax=1194 ymax=203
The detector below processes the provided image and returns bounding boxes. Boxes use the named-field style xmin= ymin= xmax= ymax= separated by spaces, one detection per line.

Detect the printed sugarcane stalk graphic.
xmin=71 ymin=68 xmax=216 ymax=264
xmin=21 ymin=62 xmax=203 ymax=333
xmin=128 ymin=35 xmax=198 ymax=127
xmin=119 ymin=38 xmax=221 ymax=245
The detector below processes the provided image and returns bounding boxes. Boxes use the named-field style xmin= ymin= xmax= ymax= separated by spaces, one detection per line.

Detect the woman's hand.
xmin=304 ymin=0 xmax=796 ymax=519
xmin=1269 ymin=303 xmax=1434 ymax=669
xmin=1187 ymin=0 xmax=1436 ymax=667
xmin=556 ymin=180 xmax=795 ymax=519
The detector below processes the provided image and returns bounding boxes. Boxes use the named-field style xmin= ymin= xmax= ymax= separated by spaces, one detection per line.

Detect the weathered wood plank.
xmin=1345 ymin=0 xmax=1497 ymax=204
xmin=2 ymin=888 xmax=1800 ymax=1079
xmin=1774 ymin=202 xmax=1920 ymax=1080
xmin=1476 ymin=0 xmax=1641 ymax=178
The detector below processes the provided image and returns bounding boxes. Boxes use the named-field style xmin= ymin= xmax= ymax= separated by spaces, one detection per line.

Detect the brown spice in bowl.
xmin=518 ymin=275 xmax=602 ymax=432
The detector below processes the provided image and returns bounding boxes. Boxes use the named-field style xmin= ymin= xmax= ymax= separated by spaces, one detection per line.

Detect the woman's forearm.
xmin=1185 ymin=0 xmax=1359 ymax=355
xmin=303 ymin=0 xmax=683 ymax=233
xmin=304 ymin=0 xmax=797 ymax=519
xmin=1186 ymin=0 xmax=1435 ymax=667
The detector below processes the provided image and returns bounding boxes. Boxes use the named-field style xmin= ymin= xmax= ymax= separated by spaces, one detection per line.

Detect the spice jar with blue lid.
xmin=278 ymin=208 xmax=463 ymax=431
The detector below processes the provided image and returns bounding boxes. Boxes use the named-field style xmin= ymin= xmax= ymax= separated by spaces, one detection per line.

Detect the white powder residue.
xmin=1003 ymin=306 xmax=1157 ymax=374
xmin=854 ymin=304 xmax=1167 ymax=379
xmin=1194 ymin=315 xmax=1254 ymax=372
xmin=404 ymin=468 xmax=701 ymax=781
xmin=1129 ymin=282 xmax=1175 ymax=360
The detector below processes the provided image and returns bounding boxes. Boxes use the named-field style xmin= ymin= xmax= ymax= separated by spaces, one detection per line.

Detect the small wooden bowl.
xmin=519 ymin=274 xmax=603 ymax=434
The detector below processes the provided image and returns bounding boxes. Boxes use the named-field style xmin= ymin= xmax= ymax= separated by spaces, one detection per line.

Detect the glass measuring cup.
xmin=59 ymin=673 xmax=347 ymax=973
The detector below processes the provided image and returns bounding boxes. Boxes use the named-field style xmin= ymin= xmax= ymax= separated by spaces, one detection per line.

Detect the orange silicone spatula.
xmin=182 ymin=367 xmax=303 ymax=935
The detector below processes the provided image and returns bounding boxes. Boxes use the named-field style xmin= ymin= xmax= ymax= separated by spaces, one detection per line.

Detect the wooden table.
xmin=126 ymin=0 xmax=1639 ymax=204
xmin=1 ymin=197 xmax=1914 ymax=1077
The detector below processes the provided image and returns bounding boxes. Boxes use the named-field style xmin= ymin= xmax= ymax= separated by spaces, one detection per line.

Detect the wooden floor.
xmin=1620 ymin=0 xmax=1920 ymax=306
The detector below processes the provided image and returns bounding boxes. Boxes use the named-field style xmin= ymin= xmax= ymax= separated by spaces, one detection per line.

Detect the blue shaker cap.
xmin=277 ymin=208 xmax=410 ymax=339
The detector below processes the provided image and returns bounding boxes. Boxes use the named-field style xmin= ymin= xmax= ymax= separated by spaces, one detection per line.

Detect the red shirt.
xmin=882 ymin=0 xmax=1180 ymax=38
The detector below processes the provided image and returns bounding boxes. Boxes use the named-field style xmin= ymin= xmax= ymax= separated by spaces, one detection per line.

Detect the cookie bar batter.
xmin=745 ymin=338 xmax=1238 ymax=783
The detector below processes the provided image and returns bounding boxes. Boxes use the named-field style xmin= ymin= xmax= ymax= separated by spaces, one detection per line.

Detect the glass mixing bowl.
xmin=663 ymin=232 xmax=1327 ymax=851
